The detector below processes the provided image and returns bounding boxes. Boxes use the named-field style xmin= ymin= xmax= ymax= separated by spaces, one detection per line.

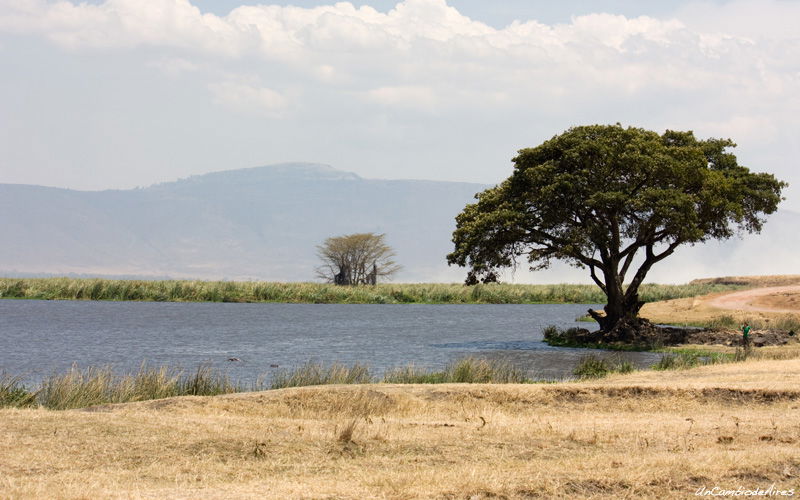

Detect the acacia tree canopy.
xmin=316 ymin=232 xmax=401 ymax=286
xmin=447 ymin=124 xmax=786 ymax=331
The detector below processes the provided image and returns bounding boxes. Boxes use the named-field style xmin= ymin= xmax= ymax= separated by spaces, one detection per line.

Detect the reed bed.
xmin=1 ymin=363 xmax=243 ymax=410
xmin=0 ymin=373 xmax=37 ymax=408
xmin=267 ymin=358 xmax=530 ymax=389
xmin=382 ymin=357 xmax=530 ymax=384
xmin=1 ymin=358 xmax=535 ymax=410
xmin=572 ymin=355 xmax=635 ymax=379
xmin=0 ymin=277 xmax=743 ymax=304
xmin=270 ymin=362 xmax=373 ymax=389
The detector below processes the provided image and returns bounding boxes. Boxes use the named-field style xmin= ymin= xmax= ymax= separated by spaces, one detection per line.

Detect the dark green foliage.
xmin=573 ymin=356 xmax=635 ymax=379
xmin=542 ymin=325 xmax=590 ymax=347
xmin=448 ymin=124 xmax=786 ymax=330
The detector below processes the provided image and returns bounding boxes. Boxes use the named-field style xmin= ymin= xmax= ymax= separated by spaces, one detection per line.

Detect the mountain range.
xmin=0 ymin=163 xmax=486 ymax=282
xmin=1 ymin=162 xmax=797 ymax=283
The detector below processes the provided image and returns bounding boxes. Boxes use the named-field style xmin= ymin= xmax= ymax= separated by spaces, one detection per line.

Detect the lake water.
xmin=0 ymin=300 xmax=663 ymax=384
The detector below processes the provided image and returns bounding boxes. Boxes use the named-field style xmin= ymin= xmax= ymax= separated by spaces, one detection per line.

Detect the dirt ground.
xmin=642 ymin=276 xmax=800 ymax=337
xmin=707 ymin=285 xmax=800 ymax=314
xmin=683 ymin=328 xmax=795 ymax=347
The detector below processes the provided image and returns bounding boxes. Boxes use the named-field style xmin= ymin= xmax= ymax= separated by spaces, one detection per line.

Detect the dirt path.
xmin=707 ymin=285 xmax=800 ymax=313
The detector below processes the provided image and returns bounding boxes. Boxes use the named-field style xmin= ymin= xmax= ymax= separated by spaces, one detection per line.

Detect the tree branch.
xmin=624 ymin=239 xmax=683 ymax=303
xmin=589 ymin=263 xmax=607 ymax=293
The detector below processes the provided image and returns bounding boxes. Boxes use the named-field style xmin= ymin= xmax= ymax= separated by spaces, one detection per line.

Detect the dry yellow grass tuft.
xmin=2 ymin=358 xmax=800 ymax=499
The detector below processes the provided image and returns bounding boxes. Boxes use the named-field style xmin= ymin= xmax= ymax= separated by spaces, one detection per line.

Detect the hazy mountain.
xmin=0 ymin=163 xmax=488 ymax=282
xmin=1 ymin=162 xmax=797 ymax=283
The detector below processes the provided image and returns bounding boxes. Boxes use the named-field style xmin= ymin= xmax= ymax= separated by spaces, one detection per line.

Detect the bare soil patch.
xmin=642 ymin=275 xmax=800 ymax=329
xmin=708 ymin=285 xmax=800 ymax=313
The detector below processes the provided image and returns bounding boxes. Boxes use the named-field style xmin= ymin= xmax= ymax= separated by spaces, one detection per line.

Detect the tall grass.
xmin=0 ymin=373 xmax=37 ymax=408
xmin=383 ymin=357 xmax=529 ymax=384
xmin=0 ymin=277 xmax=744 ymax=305
xmin=651 ymin=350 xmax=739 ymax=371
xmin=16 ymin=363 xmax=242 ymax=410
xmin=0 ymin=358 xmax=536 ymax=409
xmin=270 ymin=362 xmax=373 ymax=390
xmin=572 ymin=356 xmax=635 ymax=379
xmin=270 ymin=358 xmax=530 ymax=388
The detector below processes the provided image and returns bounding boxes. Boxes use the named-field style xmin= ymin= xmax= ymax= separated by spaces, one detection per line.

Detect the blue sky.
xmin=1 ymin=0 xmax=798 ymax=211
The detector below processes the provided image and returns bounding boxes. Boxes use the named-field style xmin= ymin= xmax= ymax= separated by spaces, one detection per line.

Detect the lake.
xmin=0 ymin=300 xmax=663 ymax=383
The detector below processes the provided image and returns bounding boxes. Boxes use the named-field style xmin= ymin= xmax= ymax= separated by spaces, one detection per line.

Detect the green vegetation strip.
xmin=0 ymin=278 xmax=743 ymax=304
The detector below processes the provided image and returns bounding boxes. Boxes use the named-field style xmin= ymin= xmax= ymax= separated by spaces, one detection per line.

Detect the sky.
xmin=1 ymin=0 xmax=798 ymax=210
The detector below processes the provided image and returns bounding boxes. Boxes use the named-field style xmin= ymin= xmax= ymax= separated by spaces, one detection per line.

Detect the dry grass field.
xmin=642 ymin=275 xmax=800 ymax=328
xmin=2 ymin=356 xmax=800 ymax=499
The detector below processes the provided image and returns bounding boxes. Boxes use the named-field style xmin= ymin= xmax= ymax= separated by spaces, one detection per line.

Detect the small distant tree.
xmin=316 ymin=233 xmax=401 ymax=285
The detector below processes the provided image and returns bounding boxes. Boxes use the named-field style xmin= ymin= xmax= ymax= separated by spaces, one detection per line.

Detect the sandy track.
xmin=708 ymin=285 xmax=800 ymax=313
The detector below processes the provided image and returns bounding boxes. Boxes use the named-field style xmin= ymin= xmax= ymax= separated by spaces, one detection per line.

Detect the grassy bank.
xmin=0 ymin=363 xmax=244 ymax=410
xmin=2 ymin=357 xmax=799 ymax=499
xmin=0 ymin=277 xmax=743 ymax=304
xmin=0 ymin=358 xmax=536 ymax=410
xmin=9 ymin=345 xmax=800 ymax=411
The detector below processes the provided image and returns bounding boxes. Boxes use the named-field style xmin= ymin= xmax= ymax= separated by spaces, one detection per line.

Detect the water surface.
xmin=0 ymin=300 xmax=662 ymax=383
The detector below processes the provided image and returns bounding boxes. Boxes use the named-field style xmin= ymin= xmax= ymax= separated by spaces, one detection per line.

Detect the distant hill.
xmin=1 ymin=162 xmax=797 ymax=283
xmin=0 ymin=163 xmax=488 ymax=282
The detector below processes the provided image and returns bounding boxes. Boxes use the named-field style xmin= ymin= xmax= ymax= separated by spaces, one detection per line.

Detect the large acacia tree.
xmin=448 ymin=125 xmax=786 ymax=331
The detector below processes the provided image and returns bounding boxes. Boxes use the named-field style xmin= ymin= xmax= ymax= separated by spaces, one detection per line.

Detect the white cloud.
xmin=2 ymin=0 xmax=797 ymax=105
xmin=365 ymin=85 xmax=437 ymax=109
xmin=208 ymin=79 xmax=289 ymax=115
xmin=1 ymin=0 xmax=799 ymax=203
xmin=147 ymin=56 xmax=199 ymax=77
xmin=0 ymin=0 xmax=244 ymax=54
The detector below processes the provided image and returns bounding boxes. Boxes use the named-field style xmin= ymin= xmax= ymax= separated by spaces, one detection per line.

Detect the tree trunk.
xmin=588 ymin=291 xmax=644 ymax=332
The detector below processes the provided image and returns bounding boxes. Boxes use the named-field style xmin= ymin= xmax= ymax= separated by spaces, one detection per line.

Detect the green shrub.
xmin=573 ymin=356 xmax=611 ymax=379
xmin=543 ymin=325 xmax=591 ymax=347
xmin=573 ymin=355 xmax=636 ymax=379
